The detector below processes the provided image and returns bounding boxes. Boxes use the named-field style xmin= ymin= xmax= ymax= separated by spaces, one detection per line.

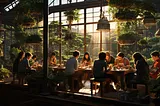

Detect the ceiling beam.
xmin=49 ymin=0 xmax=108 ymax=14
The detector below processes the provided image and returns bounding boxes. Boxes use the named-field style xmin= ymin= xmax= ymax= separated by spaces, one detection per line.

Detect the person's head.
xmin=83 ymin=52 xmax=90 ymax=60
xmin=25 ymin=52 xmax=32 ymax=60
xmin=17 ymin=51 xmax=25 ymax=60
xmin=32 ymin=55 xmax=37 ymax=60
xmin=116 ymin=52 xmax=124 ymax=61
xmin=73 ymin=50 xmax=80 ymax=58
xmin=51 ymin=52 xmax=56 ymax=58
xmin=99 ymin=52 xmax=106 ymax=60
xmin=132 ymin=52 xmax=144 ymax=63
xmin=151 ymin=51 xmax=160 ymax=61
xmin=106 ymin=51 xmax=111 ymax=61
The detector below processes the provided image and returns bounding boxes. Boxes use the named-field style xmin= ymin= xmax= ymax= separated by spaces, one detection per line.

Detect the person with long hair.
xmin=132 ymin=52 xmax=149 ymax=84
xmin=49 ymin=52 xmax=57 ymax=66
xmin=80 ymin=52 xmax=92 ymax=66
xmin=12 ymin=51 xmax=25 ymax=84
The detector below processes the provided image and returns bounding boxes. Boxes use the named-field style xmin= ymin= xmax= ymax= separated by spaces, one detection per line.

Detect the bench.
xmin=131 ymin=80 xmax=149 ymax=95
xmin=90 ymin=78 xmax=107 ymax=97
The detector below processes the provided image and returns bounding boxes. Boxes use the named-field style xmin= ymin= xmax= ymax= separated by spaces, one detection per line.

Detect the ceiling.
xmin=0 ymin=0 xmax=160 ymax=26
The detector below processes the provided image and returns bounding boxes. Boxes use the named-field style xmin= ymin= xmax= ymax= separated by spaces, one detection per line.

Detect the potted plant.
xmin=108 ymin=0 xmax=134 ymax=8
xmin=0 ymin=67 xmax=11 ymax=81
xmin=114 ymin=9 xmax=138 ymax=21
xmin=22 ymin=15 xmax=36 ymax=27
xmin=118 ymin=32 xmax=139 ymax=45
xmin=64 ymin=9 xmax=80 ymax=30
xmin=26 ymin=33 xmax=42 ymax=43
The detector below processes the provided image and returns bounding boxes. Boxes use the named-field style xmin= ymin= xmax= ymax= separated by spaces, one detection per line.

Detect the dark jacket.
xmin=135 ymin=59 xmax=149 ymax=83
xmin=93 ymin=60 xmax=107 ymax=78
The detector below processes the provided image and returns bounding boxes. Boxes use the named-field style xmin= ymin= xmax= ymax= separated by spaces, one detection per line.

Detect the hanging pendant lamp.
xmin=97 ymin=15 xmax=110 ymax=31
xmin=97 ymin=0 xmax=110 ymax=32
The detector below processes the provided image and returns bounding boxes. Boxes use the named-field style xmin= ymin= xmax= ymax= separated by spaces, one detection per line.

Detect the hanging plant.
xmin=114 ymin=9 xmax=138 ymax=21
xmin=108 ymin=0 xmax=134 ymax=8
xmin=118 ymin=32 xmax=140 ymax=45
xmin=64 ymin=9 xmax=80 ymax=30
xmin=22 ymin=15 xmax=36 ymax=27
xmin=142 ymin=12 xmax=156 ymax=27
xmin=26 ymin=33 xmax=42 ymax=43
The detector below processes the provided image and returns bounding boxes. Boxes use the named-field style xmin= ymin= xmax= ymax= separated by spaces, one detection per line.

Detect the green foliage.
xmin=146 ymin=58 xmax=153 ymax=66
xmin=138 ymin=39 xmax=148 ymax=46
xmin=26 ymin=33 xmax=42 ymax=43
xmin=49 ymin=20 xmax=91 ymax=59
xmin=114 ymin=9 xmax=138 ymax=21
xmin=108 ymin=0 xmax=134 ymax=8
xmin=64 ymin=9 xmax=80 ymax=23
xmin=0 ymin=67 xmax=11 ymax=80
xmin=14 ymin=26 xmax=29 ymax=43
xmin=22 ymin=15 xmax=36 ymax=26
xmin=10 ymin=47 xmax=21 ymax=58
xmin=118 ymin=32 xmax=139 ymax=41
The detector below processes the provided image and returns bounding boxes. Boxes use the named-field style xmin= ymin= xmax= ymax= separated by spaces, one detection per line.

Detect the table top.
xmin=110 ymin=68 xmax=129 ymax=72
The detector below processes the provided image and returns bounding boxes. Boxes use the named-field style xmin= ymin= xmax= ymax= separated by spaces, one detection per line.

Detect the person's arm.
xmin=89 ymin=58 xmax=92 ymax=65
xmin=104 ymin=61 xmax=108 ymax=72
xmin=124 ymin=57 xmax=130 ymax=66
xmin=74 ymin=59 xmax=78 ymax=71
xmin=54 ymin=57 xmax=57 ymax=64
xmin=26 ymin=60 xmax=31 ymax=70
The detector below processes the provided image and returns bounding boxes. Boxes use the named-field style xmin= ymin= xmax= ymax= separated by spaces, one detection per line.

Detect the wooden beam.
xmin=49 ymin=0 xmax=108 ymax=14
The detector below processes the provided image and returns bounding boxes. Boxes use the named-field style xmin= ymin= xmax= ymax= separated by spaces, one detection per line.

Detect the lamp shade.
xmin=155 ymin=28 xmax=160 ymax=37
xmin=97 ymin=16 xmax=110 ymax=31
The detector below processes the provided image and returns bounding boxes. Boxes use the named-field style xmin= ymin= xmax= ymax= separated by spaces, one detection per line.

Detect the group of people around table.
xmin=12 ymin=51 xmax=40 ymax=85
xmin=57 ymin=50 xmax=160 ymax=93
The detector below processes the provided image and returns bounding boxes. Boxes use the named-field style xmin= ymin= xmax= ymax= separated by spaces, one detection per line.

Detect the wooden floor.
xmin=1 ymin=77 xmax=159 ymax=106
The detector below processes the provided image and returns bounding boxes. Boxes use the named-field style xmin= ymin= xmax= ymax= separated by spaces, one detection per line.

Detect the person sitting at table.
xmin=29 ymin=55 xmax=37 ymax=66
xmin=80 ymin=52 xmax=92 ymax=84
xmin=114 ymin=52 xmax=130 ymax=90
xmin=114 ymin=52 xmax=130 ymax=68
xmin=131 ymin=52 xmax=149 ymax=89
xmin=149 ymin=51 xmax=160 ymax=80
xmin=18 ymin=52 xmax=33 ymax=85
xmin=93 ymin=52 xmax=117 ymax=92
xmin=65 ymin=50 xmax=83 ymax=92
xmin=106 ymin=51 xmax=115 ymax=65
xmin=49 ymin=52 xmax=57 ymax=66
xmin=12 ymin=51 xmax=25 ymax=84
xmin=80 ymin=52 xmax=92 ymax=66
